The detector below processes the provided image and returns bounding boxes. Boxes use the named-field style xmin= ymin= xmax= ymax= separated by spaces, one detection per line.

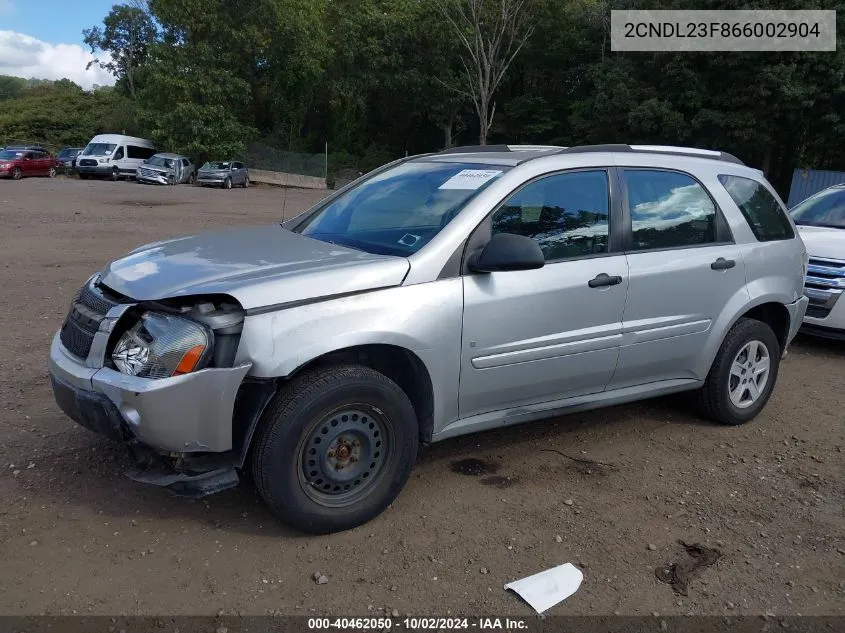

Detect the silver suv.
xmin=48 ymin=144 xmax=808 ymax=533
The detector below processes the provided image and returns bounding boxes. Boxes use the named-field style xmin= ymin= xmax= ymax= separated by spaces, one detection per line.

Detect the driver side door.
xmin=459 ymin=168 xmax=629 ymax=419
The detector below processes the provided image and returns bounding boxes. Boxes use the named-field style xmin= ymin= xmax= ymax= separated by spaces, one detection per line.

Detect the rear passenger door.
xmin=608 ymin=168 xmax=748 ymax=389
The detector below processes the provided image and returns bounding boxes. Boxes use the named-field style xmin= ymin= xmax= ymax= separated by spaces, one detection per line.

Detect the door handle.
xmin=588 ymin=273 xmax=623 ymax=288
xmin=711 ymin=257 xmax=736 ymax=271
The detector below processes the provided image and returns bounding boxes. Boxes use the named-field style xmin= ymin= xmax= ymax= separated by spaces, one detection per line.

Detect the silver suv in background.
xmin=48 ymin=144 xmax=808 ymax=534
xmin=789 ymin=184 xmax=845 ymax=339
xmin=136 ymin=153 xmax=196 ymax=185
xmin=197 ymin=160 xmax=249 ymax=189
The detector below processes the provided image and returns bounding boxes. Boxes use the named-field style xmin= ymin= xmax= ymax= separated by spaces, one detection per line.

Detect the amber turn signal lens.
xmin=173 ymin=344 xmax=206 ymax=376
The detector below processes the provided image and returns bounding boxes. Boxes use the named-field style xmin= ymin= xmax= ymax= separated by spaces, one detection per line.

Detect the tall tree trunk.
xmin=442 ymin=122 xmax=453 ymax=149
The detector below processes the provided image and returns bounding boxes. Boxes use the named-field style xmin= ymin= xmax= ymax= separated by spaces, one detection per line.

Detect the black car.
xmin=56 ymin=147 xmax=83 ymax=171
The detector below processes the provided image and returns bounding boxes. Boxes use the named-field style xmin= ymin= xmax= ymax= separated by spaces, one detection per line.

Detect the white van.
xmin=76 ymin=134 xmax=157 ymax=180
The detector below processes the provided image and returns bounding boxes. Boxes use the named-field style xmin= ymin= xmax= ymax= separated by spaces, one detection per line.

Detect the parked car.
xmin=56 ymin=147 xmax=83 ymax=172
xmin=197 ymin=160 xmax=249 ymax=189
xmin=788 ymin=183 xmax=845 ymax=339
xmin=136 ymin=153 xmax=196 ymax=185
xmin=76 ymin=134 xmax=157 ymax=181
xmin=0 ymin=148 xmax=59 ymax=179
xmin=48 ymin=144 xmax=807 ymax=534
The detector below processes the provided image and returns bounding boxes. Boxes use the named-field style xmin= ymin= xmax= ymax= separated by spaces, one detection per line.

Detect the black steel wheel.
xmin=252 ymin=364 xmax=418 ymax=534
xmin=297 ymin=406 xmax=393 ymax=507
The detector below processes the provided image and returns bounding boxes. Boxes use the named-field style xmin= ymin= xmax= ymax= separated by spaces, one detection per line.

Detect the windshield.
xmin=203 ymin=161 xmax=230 ymax=170
xmin=293 ymin=161 xmax=509 ymax=256
xmin=790 ymin=187 xmax=845 ymax=229
xmin=0 ymin=150 xmax=24 ymax=159
xmin=147 ymin=155 xmax=175 ymax=168
xmin=58 ymin=149 xmax=79 ymax=158
xmin=82 ymin=143 xmax=116 ymax=156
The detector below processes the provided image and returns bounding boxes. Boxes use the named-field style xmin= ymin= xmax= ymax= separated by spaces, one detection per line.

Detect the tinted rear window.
xmin=718 ymin=175 xmax=794 ymax=241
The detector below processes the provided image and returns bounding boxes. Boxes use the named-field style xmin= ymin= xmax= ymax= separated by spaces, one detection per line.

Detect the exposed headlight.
xmin=99 ymin=158 xmax=109 ymax=163
xmin=112 ymin=312 xmax=211 ymax=379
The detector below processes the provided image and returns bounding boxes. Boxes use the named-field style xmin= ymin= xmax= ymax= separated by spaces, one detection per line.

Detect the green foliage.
xmin=83 ymin=3 xmax=158 ymax=97
xmin=0 ymin=78 xmax=138 ymax=149
xmin=4 ymin=0 xmax=845 ymax=197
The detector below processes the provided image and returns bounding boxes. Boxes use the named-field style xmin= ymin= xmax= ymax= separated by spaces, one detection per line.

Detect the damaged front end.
xmin=49 ymin=274 xmax=257 ymax=498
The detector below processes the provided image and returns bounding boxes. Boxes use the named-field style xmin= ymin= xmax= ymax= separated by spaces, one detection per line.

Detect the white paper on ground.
xmin=504 ymin=562 xmax=583 ymax=614
xmin=438 ymin=169 xmax=502 ymax=190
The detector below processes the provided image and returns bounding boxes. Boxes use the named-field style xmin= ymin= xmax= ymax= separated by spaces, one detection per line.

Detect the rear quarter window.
xmin=718 ymin=174 xmax=795 ymax=241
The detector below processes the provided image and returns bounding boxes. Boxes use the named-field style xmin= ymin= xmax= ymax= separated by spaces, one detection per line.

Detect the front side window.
xmin=295 ymin=161 xmax=509 ymax=256
xmin=0 ymin=150 xmax=24 ymax=159
xmin=233 ymin=162 xmax=244 ymax=170
xmin=113 ymin=146 xmax=124 ymax=160
xmin=182 ymin=159 xmax=190 ymax=167
xmin=490 ymin=170 xmax=610 ymax=261
xmin=786 ymin=186 xmax=845 ymax=231
xmin=719 ymin=174 xmax=795 ymax=240
xmin=624 ymin=170 xmax=718 ymax=250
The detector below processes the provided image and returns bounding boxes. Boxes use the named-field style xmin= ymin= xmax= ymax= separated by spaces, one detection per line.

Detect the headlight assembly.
xmin=112 ymin=312 xmax=212 ymax=379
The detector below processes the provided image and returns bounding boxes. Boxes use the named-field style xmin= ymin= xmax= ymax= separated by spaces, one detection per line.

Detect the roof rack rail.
xmin=438 ymin=144 xmax=563 ymax=155
xmin=556 ymin=144 xmax=745 ymax=166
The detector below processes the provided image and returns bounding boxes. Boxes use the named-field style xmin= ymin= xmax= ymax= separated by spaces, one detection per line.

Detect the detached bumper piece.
xmin=126 ymin=449 xmax=240 ymax=499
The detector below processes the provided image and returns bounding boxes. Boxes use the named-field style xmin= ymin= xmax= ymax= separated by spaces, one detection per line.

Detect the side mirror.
xmin=467 ymin=233 xmax=545 ymax=273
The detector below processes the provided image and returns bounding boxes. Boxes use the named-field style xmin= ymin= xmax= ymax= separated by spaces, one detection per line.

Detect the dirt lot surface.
xmin=0 ymin=177 xmax=843 ymax=618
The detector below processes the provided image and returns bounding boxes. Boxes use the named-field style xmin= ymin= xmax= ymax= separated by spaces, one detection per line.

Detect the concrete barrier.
xmin=250 ymin=169 xmax=327 ymax=190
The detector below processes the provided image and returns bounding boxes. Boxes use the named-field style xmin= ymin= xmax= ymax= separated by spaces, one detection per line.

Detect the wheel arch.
xmin=232 ymin=343 xmax=435 ymax=469
xmin=700 ymin=295 xmax=793 ymax=380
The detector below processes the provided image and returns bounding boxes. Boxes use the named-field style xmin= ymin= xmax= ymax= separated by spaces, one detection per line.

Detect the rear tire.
xmin=48 ymin=166 xmax=57 ymax=178
xmin=251 ymin=364 xmax=418 ymax=534
xmin=243 ymin=176 xmax=250 ymax=188
xmin=696 ymin=317 xmax=781 ymax=426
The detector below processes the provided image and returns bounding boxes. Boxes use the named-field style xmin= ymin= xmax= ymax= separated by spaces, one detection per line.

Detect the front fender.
xmin=235 ymin=280 xmax=464 ymax=434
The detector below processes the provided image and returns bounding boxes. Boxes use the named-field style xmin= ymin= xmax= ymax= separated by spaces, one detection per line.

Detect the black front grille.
xmin=59 ymin=279 xmax=124 ymax=359
xmin=78 ymin=159 xmax=97 ymax=167
xmin=805 ymin=305 xmax=831 ymax=319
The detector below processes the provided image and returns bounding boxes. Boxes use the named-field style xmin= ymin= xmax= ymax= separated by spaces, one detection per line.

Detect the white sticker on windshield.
xmin=439 ymin=169 xmax=503 ymax=190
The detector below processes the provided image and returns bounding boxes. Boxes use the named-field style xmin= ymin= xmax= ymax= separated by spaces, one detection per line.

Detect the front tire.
xmin=12 ymin=167 xmax=22 ymax=180
xmin=223 ymin=177 xmax=232 ymax=190
xmin=78 ymin=173 xmax=88 ymax=180
xmin=188 ymin=172 xmax=195 ymax=185
xmin=111 ymin=167 xmax=119 ymax=181
xmin=252 ymin=364 xmax=419 ymax=534
xmin=696 ymin=317 xmax=781 ymax=426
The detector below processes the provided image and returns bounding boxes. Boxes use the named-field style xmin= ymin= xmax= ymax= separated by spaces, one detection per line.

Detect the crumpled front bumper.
xmin=48 ymin=332 xmax=251 ymax=453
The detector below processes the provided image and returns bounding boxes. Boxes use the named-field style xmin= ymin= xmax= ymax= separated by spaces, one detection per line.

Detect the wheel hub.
xmin=299 ymin=407 xmax=390 ymax=507
xmin=728 ymin=339 xmax=771 ymax=409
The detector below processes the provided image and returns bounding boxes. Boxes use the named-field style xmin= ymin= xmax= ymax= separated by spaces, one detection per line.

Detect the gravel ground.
xmin=0 ymin=176 xmax=843 ymax=617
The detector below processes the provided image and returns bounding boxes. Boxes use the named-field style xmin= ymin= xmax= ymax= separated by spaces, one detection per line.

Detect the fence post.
xmin=325 ymin=141 xmax=328 ymax=185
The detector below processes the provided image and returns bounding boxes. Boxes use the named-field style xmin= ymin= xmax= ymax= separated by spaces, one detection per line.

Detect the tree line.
xmin=2 ymin=0 xmax=843 ymax=196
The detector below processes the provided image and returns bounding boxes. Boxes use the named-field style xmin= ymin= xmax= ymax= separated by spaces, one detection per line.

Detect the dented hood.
xmin=99 ymin=225 xmax=410 ymax=309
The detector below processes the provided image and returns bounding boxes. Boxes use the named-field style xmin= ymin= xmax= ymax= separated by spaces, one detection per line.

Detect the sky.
xmin=0 ymin=0 xmax=117 ymax=89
